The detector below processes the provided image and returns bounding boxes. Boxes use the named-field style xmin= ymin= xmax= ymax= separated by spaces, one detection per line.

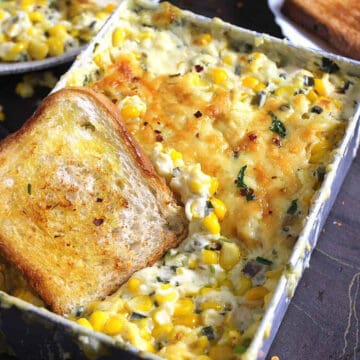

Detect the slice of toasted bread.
xmin=0 ymin=87 xmax=187 ymax=315
xmin=282 ymin=0 xmax=360 ymax=60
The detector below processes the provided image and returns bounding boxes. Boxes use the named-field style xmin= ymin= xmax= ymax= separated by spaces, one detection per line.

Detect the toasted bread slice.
xmin=0 ymin=87 xmax=187 ymax=315
xmin=282 ymin=0 xmax=360 ymax=60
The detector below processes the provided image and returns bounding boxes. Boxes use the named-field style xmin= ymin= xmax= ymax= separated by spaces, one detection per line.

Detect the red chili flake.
xmin=96 ymin=198 xmax=103 ymax=203
xmin=195 ymin=64 xmax=204 ymax=72
xmin=154 ymin=129 xmax=162 ymax=134
xmin=111 ymin=99 xmax=118 ymax=104
xmin=195 ymin=133 xmax=200 ymax=138
xmin=194 ymin=110 xmax=202 ymax=118
xmin=268 ymin=210 xmax=273 ymax=215
xmin=248 ymin=133 xmax=257 ymax=141
xmin=272 ymin=138 xmax=282 ymax=147
xmin=271 ymin=176 xmax=277 ymax=179
xmin=240 ymin=189 xmax=248 ymax=196
xmin=143 ymin=121 xmax=148 ymax=126
xmin=156 ymin=134 xmax=164 ymax=142
xmin=93 ymin=218 xmax=104 ymax=226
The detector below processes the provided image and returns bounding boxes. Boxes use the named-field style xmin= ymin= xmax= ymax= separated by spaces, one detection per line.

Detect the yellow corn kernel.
xmin=209 ymin=177 xmax=219 ymax=195
xmin=154 ymin=291 xmax=177 ymax=305
xmin=219 ymin=241 xmax=241 ymax=270
xmin=196 ymin=336 xmax=209 ymax=351
xmin=0 ymin=112 xmax=5 ymax=122
xmin=173 ymin=313 xmax=200 ymax=328
xmin=93 ymin=54 xmax=104 ymax=68
xmin=222 ymin=54 xmax=233 ymax=65
xmin=47 ymin=37 xmax=64 ymax=57
xmin=226 ymin=328 xmax=242 ymax=345
xmin=12 ymin=41 xmax=28 ymax=54
xmin=202 ymin=249 xmax=219 ymax=265
xmin=128 ymin=277 xmax=141 ymax=294
xmin=28 ymin=40 xmax=48 ymax=60
xmin=174 ymin=298 xmax=194 ymax=316
xmin=87 ymin=301 xmax=101 ymax=312
xmin=310 ymin=140 xmax=331 ymax=163
xmin=105 ymin=3 xmax=117 ymax=12
xmin=189 ymin=179 xmax=203 ymax=194
xmin=194 ymin=33 xmax=212 ymax=46
xmin=160 ymin=283 xmax=172 ymax=290
xmin=188 ymin=257 xmax=198 ymax=269
xmin=169 ymin=149 xmax=182 ymax=162
xmin=212 ymin=68 xmax=228 ymax=85
xmin=201 ymin=301 xmax=222 ymax=311
xmin=89 ymin=311 xmax=109 ymax=332
xmin=112 ymin=27 xmax=126 ymax=47
xmin=333 ymin=99 xmax=342 ymax=110
xmin=29 ymin=11 xmax=44 ymax=23
xmin=103 ymin=314 xmax=126 ymax=335
xmin=202 ymin=213 xmax=220 ymax=235
xmin=189 ymin=72 xmax=202 ymax=86
xmin=121 ymin=105 xmax=142 ymax=119
xmin=210 ymin=198 xmax=226 ymax=220
xmin=15 ymin=82 xmax=34 ymax=98
xmin=266 ymin=268 xmax=283 ymax=279
xmin=222 ymin=279 xmax=233 ymax=289
xmin=236 ymin=276 xmax=252 ymax=296
xmin=254 ymin=82 xmax=266 ymax=92
xmin=0 ymin=10 xmax=6 ymax=21
xmin=209 ymin=345 xmax=233 ymax=360
xmin=152 ymin=324 xmax=172 ymax=339
xmin=49 ymin=24 xmax=68 ymax=39
xmin=314 ymin=78 xmax=327 ymax=96
xmin=307 ymin=89 xmax=318 ymax=102
xmin=245 ymin=286 xmax=269 ymax=301
xmin=242 ymin=76 xmax=259 ymax=90
xmin=95 ymin=11 xmax=108 ymax=20
xmin=275 ymin=85 xmax=294 ymax=98
xmin=76 ymin=318 xmax=93 ymax=330
xmin=126 ymin=295 xmax=153 ymax=313
xmin=200 ymin=287 xmax=213 ymax=295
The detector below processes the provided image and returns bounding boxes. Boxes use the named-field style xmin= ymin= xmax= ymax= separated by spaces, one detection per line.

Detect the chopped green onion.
xmin=234 ymin=338 xmax=252 ymax=354
xmin=256 ymin=256 xmax=273 ymax=266
xmin=320 ymin=57 xmax=340 ymax=74
xmin=27 ymin=183 xmax=32 ymax=195
xmin=287 ymin=199 xmax=298 ymax=215
xmin=269 ymin=111 xmax=286 ymax=138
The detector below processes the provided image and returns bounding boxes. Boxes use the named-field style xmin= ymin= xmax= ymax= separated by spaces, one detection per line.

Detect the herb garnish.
xmin=234 ymin=338 xmax=252 ymax=354
xmin=320 ymin=57 xmax=340 ymax=74
xmin=236 ymin=165 xmax=255 ymax=201
xmin=201 ymin=326 xmax=215 ymax=340
xmin=269 ymin=111 xmax=286 ymax=138
xmin=27 ymin=183 xmax=32 ymax=195
xmin=130 ymin=312 xmax=147 ymax=320
xmin=311 ymin=105 xmax=323 ymax=114
xmin=339 ymin=80 xmax=353 ymax=94
xmin=287 ymin=199 xmax=298 ymax=215
xmin=303 ymin=76 xmax=315 ymax=87
xmin=256 ymin=256 xmax=273 ymax=266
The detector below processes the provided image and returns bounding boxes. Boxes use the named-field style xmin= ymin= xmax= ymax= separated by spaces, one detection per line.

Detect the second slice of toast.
xmin=0 ymin=87 xmax=187 ymax=314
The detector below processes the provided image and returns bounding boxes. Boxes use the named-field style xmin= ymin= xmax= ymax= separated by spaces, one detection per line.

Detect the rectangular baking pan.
xmin=1 ymin=0 xmax=360 ymax=359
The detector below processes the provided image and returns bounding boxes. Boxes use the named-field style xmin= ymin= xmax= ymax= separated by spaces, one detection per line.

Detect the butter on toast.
xmin=282 ymin=0 xmax=360 ymax=60
xmin=0 ymin=87 xmax=187 ymax=315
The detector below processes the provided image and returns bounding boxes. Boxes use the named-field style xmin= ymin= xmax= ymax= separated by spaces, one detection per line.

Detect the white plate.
xmin=268 ymin=0 xmax=338 ymax=54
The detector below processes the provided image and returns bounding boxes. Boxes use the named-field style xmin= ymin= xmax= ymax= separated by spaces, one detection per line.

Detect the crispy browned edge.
xmin=0 ymin=87 xmax=188 ymax=314
xmin=282 ymin=0 xmax=360 ymax=60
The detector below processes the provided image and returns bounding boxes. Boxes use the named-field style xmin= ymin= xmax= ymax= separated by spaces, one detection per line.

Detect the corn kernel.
xmin=189 ymin=180 xmax=203 ymax=194
xmin=105 ymin=4 xmax=117 ymax=12
xmin=0 ymin=10 xmax=6 ymax=21
xmin=226 ymin=328 xmax=242 ymax=345
xmin=194 ymin=33 xmax=212 ymax=46
xmin=12 ymin=42 xmax=28 ymax=54
xmin=49 ymin=24 xmax=68 ymax=39
xmin=169 ymin=149 xmax=183 ymax=162
xmin=76 ymin=318 xmax=93 ymax=330
xmin=127 ymin=277 xmax=141 ymax=294
xmin=47 ymin=37 xmax=64 ymax=57
xmin=95 ymin=11 xmax=108 ymax=20
xmin=196 ymin=336 xmax=209 ymax=351
xmin=265 ymin=268 xmax=283 ymax=279
xmin=28 ymin=40 xmax=48 ymax=60
xmin=29 ymin=11 xmax=44 ymax=22
xmin=209 ymin=345 xmax=233 ymax=360
xmin=275 ymin=86 xmax=294 ymax=98
xmin=212 ymin=68 xmax=228 ymax=85
xmin=126 ymin=295 xmax=153 ymax=313
xmin=201 ymin=301 xmax=222 ymax=311
xmin=173 ymin=313 xmax=200 ymax=328
xmin=314 ymin=78 xmax=327 ymax=96
xmin=254 ymin=82 xmax=266 ymax=92
xmin=202 ymin=213 xmax=220 ymax=235
xmin=219 ymin=242 xmax=241 ymax=270
xmin=154 ymin=291 xmax=177 ymax=305
xmin=152 ymin=324 xmax=172 ymax=339
xmin=174 ymin=298 xmax=194 ymax=316
xmin=15 ymin=82 xmax=34 ymax=98
xmin=222 ymin=54 xmax=233 ymax=65
xmin=121 ymin=105 xmax=142 ymax=119
xmin=160 ymin=283 xmax=172 ymax=290
xmin=112 ymin=27 xmax=126 ymax=47
xmin=209 ymin=177 xmax=219 ymax=195
xmin=0 ymin=112 xmax=5 ymax=122
xmin=93 ymin=54 xmax=105 ymax=69
xmin=200 ymin=287 xmax=213 ymax=295
xmin=202 ymin=249 xmax=219 ymax=264
xmin=307 ymin=89 xmax=318 ymax=102
xmin=89 ymin=311 xmax=109 ymax=332
xmin=236 ymin=276 xmax=252 ymax=296
xmin=245 ymin=286 xmax=269 ymax=301
xmin=222 ymin=279 xmax=233 ymax=289
xmin=188 ymin=257 xmax=198 ymax=269
xmin=242 ymin=76 xmax=259 ymax=90
xmin=210 ymin=198 xmax=226 ymax=220
xmin=103 ymin=314 xmax=126 ymax=335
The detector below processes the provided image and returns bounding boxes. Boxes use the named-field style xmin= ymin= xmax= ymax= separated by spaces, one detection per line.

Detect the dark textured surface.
xmin=0 ymin=1 xmax=359 ymax=359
